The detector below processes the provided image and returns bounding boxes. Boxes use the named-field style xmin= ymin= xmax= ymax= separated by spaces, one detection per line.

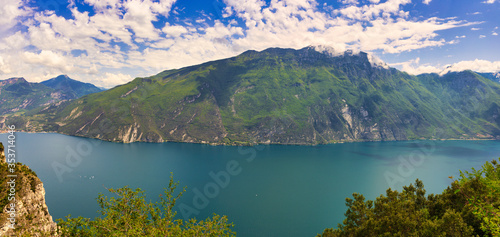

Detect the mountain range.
xmin=3 ymin=47 xmax=500 ymax=145
xmin=0 ymin=75 xmax=102 ymax=116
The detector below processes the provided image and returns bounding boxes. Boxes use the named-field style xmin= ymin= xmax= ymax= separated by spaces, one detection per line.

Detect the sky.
xmin=0 ymin=0 xmax=499 ymax=88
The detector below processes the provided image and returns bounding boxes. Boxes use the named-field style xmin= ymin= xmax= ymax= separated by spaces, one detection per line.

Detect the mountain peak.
xmin=41 ymin=75 xmax=102 ymax=99
xmin=54 ymin=74 xmax=71 ymax=80
xmin=0 ymin=77 xmax=28 ymax=86
xmin=44 ymin=75 xmax=72 ymax=84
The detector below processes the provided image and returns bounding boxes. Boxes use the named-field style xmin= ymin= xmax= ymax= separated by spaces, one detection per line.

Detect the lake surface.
xmin=1 ymin=133 xmax=500 ymax=236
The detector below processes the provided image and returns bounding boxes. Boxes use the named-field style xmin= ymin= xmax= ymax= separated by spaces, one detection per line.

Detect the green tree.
xmin=319 ymin=158 xmax=500 ymax=236
xmin=318 ymin=180 xmax=473 ymax=237
xmin=454 ymin=159 xmax=500 ymax=235
xmin=57 ymin=174 xmax=235 ymax=237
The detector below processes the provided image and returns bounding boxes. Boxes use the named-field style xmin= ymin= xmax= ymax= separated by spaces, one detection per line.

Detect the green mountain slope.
xmin=9 ymin=47 xmax=500 ymax=144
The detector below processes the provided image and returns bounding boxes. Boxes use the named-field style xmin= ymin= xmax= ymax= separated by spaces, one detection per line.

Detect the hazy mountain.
xmin=0 ymin=75 xmax=102 ymax=116
xmin=0 ymin=78 xmax=60 ymax=115
xmin=7 ymin=47 xmax=500 ymax=144
xmin=477 ymin=72 xmax=500 ymax=83
xmin=41 ymin=75 xmax=103 ymax=99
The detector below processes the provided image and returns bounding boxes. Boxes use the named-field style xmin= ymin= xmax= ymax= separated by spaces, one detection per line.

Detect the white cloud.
xmin=482 ymin=0 xmax=497 ymax=3
xmin=455 ymin=35 xmax=466 ymax=38
xmin=0 ymin=55 xmax=11 ymax=74
xmin=340 ymin=0 xmax=359 ymax=5
xmin=390 ymin=57 xmax=441 ymax=75
xmin=162 ymin=24 xmax=189 ymax=38
xmin=393 ymin=58 xmax=500 ymax=75
xmin=89 ymin=72 xmax=134 ymax=88
xmin=0 ymin=0 xmax=31 ymax=34
xmin=0 ymin=0 xmax=490 ymax=87
xmin=493 ymin=32 xmax=498 ymax=36
xmin=422 ymin=0 xmax=432 ymax=5
xmin=471 ymin=27 xmax=481 ymax=30
xmin=479 ymin=35 xmax=486 ymax=38
xmin=441 ymin=59 xmax=500 ymax=74
xmin=23 ymin=50 xmax=74 ymax=73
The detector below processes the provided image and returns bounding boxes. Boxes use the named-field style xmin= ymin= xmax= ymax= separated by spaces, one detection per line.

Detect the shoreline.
xmin=1 ymin=130 xmax=498 ymax=146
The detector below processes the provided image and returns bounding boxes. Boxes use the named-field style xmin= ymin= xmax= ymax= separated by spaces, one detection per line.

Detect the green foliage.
xmin=319 ymin=180 xmax=473 ymax=237
xmin=320 ymin=159 xmax=500 ymax=236
xmin=455 ymin=158 xmax=500 ymax=235
xmin=57 ymin=174 xmax=235 ymax=237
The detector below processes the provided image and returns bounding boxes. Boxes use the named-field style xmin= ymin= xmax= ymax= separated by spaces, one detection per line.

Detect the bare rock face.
xmin=0 ymin=142 xmax=58 ymax=236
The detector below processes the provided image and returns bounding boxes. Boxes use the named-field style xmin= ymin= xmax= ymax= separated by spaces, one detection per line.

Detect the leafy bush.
xmin=319 ymin=158 xmax=500 ymax=236
xmin=57 ymin=174 xmax=235 ymax=237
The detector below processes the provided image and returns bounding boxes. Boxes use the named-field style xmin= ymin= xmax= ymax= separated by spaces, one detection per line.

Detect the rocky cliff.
xmin=0 ymin=142 xmax=58 ymax=236
xmin=4 ymin=47 xmax=500 ymax=145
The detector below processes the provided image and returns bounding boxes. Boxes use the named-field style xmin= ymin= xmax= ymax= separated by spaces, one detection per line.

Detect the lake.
xmin=1 ymin=132 xmax=499 ymax=236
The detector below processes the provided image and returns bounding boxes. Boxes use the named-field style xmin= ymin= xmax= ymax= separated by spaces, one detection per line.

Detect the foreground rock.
xmin=0 ymin=142 xmax=58 ymax=236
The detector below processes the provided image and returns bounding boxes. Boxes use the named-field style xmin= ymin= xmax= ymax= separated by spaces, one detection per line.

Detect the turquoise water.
xmin=1 ymin=133 xmax=500 ymax=236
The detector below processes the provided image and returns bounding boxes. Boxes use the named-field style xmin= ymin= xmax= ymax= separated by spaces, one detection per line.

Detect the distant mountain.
xmin=0 ymin=75 xmax=102 ymax=116
xmin=477 ymin=72 xmax=500 ymax=83
xmin=0 ymin=78 xmax=59 ymax=115
xmin=5 ymin=47 xmax=500 ymax=144
xmin=41 ymin=75 xmax=102 ymax=98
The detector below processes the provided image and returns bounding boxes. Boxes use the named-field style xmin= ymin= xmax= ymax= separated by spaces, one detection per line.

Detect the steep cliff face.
xmin=0 ymin=142 xmax=58 ymax=236
xmin=6 ymin=47 xmax=500 ymax=144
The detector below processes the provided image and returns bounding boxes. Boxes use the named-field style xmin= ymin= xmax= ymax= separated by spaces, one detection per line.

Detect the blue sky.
xmin=0 ymin=0 xmax=499 ymax=88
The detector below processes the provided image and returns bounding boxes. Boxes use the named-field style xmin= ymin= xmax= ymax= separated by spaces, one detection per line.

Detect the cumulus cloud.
xmin=340 ymin=0 xmax=359 ymax=5
xmin=392 ymin=58 xmax=500 ymax=75
xmin=0 ymin=0 xmax=31 ymax=34
xmin=390 ymin=57 xmax=441 ymax=75
xmin=441 ymin=59 xmax=500 ymax=74
xmin=0 ymin=55 xmax=11 ymax=74
xmin=482 ymin=0 xmax=497 ymax=3
xmin=23 ymin=50 xmax=74 ymax=73
xmin=88 ymin=72 xmax=134 ymax=88
xmin=162 ymin=24 xmax=189 ymax=38
xmin=0 ymin=0 xmax=491 ymax=87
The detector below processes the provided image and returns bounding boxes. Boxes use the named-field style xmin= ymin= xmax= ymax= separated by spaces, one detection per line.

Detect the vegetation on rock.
xmin=0 ymin=143 xmax=57 ymax=236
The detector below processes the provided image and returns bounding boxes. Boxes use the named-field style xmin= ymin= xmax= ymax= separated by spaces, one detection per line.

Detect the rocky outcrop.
xmin=0 ymin=142 xmax=58 ymax=236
